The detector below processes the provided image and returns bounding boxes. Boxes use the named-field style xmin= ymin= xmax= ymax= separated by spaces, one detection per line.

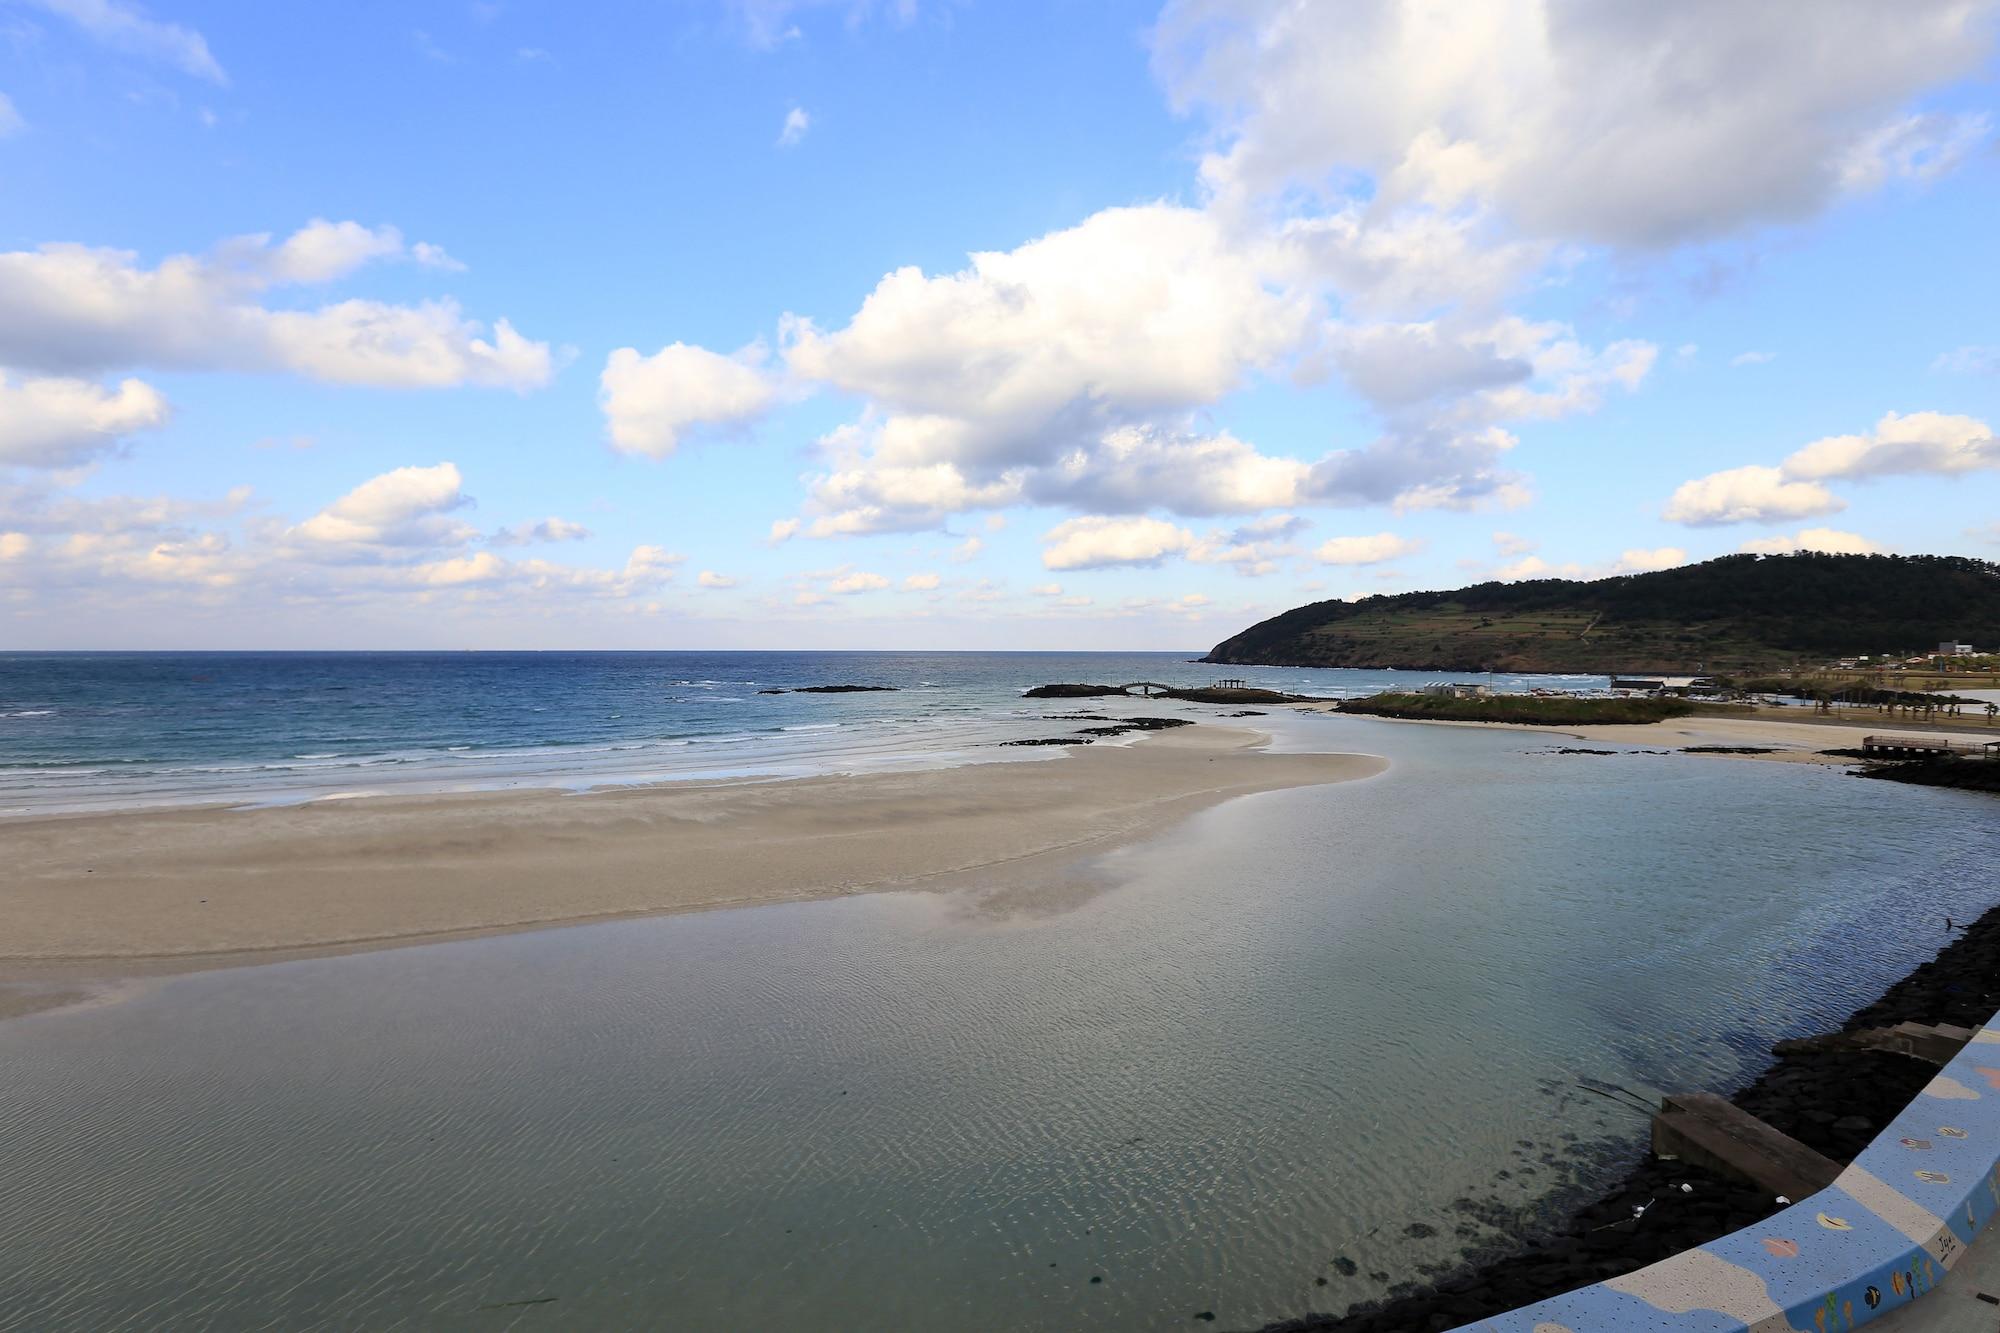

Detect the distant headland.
xmin=1202 ymin=553 xmax=2000 ymax=675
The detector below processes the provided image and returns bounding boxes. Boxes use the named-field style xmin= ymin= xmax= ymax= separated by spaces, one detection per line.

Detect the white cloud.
xmin=1026 ymin=426 xmax=1311 ymax=516
xmin=949 ymin=535 xmax=982 ymax=562
xmin=1662 ymin=465 xmax=1845 ymax=526
xmin=1040 ymin=515 xmax=1194 ymax=571
xmin=1780 ymin=410 xmax=1997 ymax=480
xmin=1495 ymin=555 xmax=1573 ymax=581
xmin=26 ymin=0 xmax=227 ymax=84
xmin=1611 ymin=546 xmax=1688 ymax=574
xmin=0 ymin=92 xmax=23 ymax=138
xmin=827 ymin=569 xmax=889 ymax=593
xmin=1492 ymin=530 xmax=1536 ymax=557
xmin=1307 ymin=424 xmax=1528 ymax=512
xmin=291 ymin=463 xmax=476 ymax=551
xmin=1667 ymin=410 xmax=1996 ymax=528
xmin=783 ymin=204 xmax=1311 ymax=479
xmin=767 ymin=517 xmax=800 ymax=544
xmin=490 ymin=517 xmax=590 ymax=547
xmin=1730 ymin=350 xmax=1776 ymax=368
xmin=1028 ymin=581 xmax=1061 ymax=596
xmin=778 ymin=106 xmax=811 ymax=147
xmin=0 ymin=223 xmax=553 ymax=390
xmin=268 ymin=219 xmax=407 ymax=284
xmin=1322 ymin=320 xmax=1531 ymax=409
xmin=1313 ymin=532 xmax=1422 ymax=566
xmin=0 ymin=532 xmax=28 ymax=560
xmin=1740 ymin=527 xmax=1887 ymax=556
xmin=1187 ymin=513 xmax=1310 ymax=576
xmin=1155 ymin=0 xmax=1996 ymax=246
xmin=0 ymin=372 xmax=169 ymax=467
xmin=0 ymin=466 xmax=695 ymax=614
xmin=599 ymin=341 xmax=778 ymax=458
xmin=698 ymin=570 xmax=739 ymax=589
xmin=902 ymin=571 xmax=940 ymax=590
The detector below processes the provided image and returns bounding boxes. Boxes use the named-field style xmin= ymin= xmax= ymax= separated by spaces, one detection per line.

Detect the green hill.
xmin=1202 ymin=553 xmax=2000 ymax=674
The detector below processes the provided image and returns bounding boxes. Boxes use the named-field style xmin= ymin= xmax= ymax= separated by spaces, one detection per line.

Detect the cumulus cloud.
xmin=783 ymin=204 xmax=1310 ymax=479
xmin=290 ymin=463 xmax=477 ymax=551
xmin=1611 ymin=546 xmax=1688 ymax=573
xmin=1314 ymin=532 xmax=1422 ymax=566
xmin=0 ymin=465 xmax=684 ymax=613
xmin=903 ymin=571 xmax=940 ymax=590
xmin=1662 ymin=465 xmax=1845 ymax=526
xmin=1040 ymin=515 xmax=1195 ymax=571
xmin=1154 ymin=0 xmax=1996 ymax=246
xmin=1668 ymin=410 xmax=1997 ymax=525
xmin=1780 ymin=410 xmax=1997 ymax=480
xmin=0 ymin=222 xmax=553 ymax=390
xmin=1739 ymin=527 xmax=1887 ymax=556
xmin=698 ymin=570 xmax=739 ymax=589
xmin=1322 ymin=320 xmax=1532 ymax=409
xmin=1306 ymin=425 xmax=1527 ymax=512
xmin=599 ymin=341 xmax=778 ymax=457
xmin=0 ymin=372 xmax=169 ymax=467
xmin=777 ymin=106 xmax=811 ymax=147
xmin=827 ymin=569 xmax=889 ymax=593
xmin=1025 ymin=426 xmax=1310 ymax=516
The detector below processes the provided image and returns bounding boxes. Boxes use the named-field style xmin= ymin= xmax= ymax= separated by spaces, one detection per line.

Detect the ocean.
xmin=0 ymin=650 xmax=1603 ymax=814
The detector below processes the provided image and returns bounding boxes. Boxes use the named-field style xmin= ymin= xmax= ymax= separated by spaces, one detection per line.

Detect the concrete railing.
xmin=1454 ymin=1018 xmax=2000 ymax=1331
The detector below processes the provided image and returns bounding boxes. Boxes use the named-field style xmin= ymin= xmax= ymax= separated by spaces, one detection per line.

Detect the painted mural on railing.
xmin=1458 ymin=1028 xmax=2000 ymax=1332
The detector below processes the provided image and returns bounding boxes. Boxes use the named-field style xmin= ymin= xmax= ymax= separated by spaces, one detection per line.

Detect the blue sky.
xmin=1 ymin=0 xmax=1997 ymax=649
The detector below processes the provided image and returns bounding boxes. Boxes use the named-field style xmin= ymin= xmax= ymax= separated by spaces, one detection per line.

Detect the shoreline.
xmin=0 ymin=724 xmax=1386 ymax=1016
xmin=1292 ymin=703 xmax=2000 ymax=768
xmin=1267 ymin=854 xmax=2000 ymax=1331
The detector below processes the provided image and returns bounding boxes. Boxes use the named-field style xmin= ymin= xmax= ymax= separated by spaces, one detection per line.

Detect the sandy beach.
xmin=1299 ymin=702 xmax=2000 ymax=767
xmin=0 ymin=726 xmax=1384 ymax=987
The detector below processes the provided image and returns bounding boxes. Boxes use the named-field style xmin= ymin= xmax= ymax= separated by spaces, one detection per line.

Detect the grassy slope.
xmin=1205 ymin=553 xmax=2000 ymax=673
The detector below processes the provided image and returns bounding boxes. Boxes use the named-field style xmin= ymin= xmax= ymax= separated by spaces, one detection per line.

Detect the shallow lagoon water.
xmin=3 ymin=715 xmax=1997 ymax=1330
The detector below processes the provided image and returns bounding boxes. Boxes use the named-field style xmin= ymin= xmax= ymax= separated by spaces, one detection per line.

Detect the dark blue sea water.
xmin=0 ymin=651 xmax=1605 ymax=813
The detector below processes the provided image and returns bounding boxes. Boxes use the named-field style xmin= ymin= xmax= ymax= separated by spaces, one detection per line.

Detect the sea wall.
xmin=1453 ymin=1020 xmax=2000 ymax=1331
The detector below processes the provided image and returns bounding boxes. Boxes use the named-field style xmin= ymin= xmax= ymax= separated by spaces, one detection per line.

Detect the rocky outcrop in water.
xmin=757 ymin=685 xmax=900 ymax=694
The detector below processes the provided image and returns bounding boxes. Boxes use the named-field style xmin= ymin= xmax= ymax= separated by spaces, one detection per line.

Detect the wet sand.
xmin=0 ymin=727 xmax=1385 ymax=987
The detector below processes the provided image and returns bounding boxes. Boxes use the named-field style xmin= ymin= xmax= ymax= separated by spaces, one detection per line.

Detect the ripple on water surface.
xmin=1 ymin=716 xmax=1997 ymax=1330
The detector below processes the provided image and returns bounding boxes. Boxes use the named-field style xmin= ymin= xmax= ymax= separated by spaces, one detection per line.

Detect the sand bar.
xmin=1299 ymin=703 xmax=1999 ymax=766
xmin=0 ymin=726 xmax=1384 ymax=970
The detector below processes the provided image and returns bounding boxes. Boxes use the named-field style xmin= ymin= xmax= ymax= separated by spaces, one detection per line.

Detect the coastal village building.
xmin=1938 ymin=641 xmax=1976 ymax=655
xmin=1421 ymin=682 xmax=1492 ymax=699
